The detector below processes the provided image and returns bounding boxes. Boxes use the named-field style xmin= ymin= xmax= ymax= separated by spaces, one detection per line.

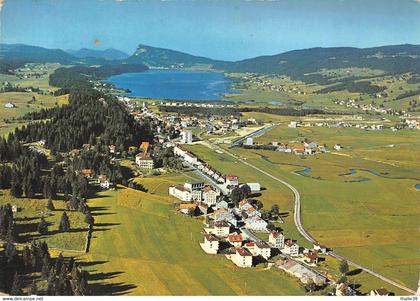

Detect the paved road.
xmin=217 ymin=146 xmax=416 ymax=295
xmin=231 ymin=123 xmax=277 ymax=147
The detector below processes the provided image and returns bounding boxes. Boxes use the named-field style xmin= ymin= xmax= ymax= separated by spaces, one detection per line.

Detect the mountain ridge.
xmin=1 ymin=43 xmax=419 ymax=80
xmin=67 ymin=48 xmax=130 ymax=60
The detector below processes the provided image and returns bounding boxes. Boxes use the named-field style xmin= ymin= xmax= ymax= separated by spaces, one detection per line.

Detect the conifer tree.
xmin=28 ymin=280 xmax=37 ymax=296
xmin=38 ymin=217 xmax=49 ymax=235
xmin=59 ymin=212 xmax=70 ymax=232
xmin=11 ymin=273 xmax=23 ymax=296
xmin=46 ymin=199 xmax=55 ymax=211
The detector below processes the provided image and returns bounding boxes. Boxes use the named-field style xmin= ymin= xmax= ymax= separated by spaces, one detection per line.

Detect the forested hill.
xmin=217 ymin=44 xmax=420 ymax=81
xmin=0 ymin=44 xmax=77 ymax=74
xmin=67 ymin=48 xmax=130 ymax=61
xmin=49 ymin=64 xmax=149 ymax=89
xmin=15 ymin=88 xmax=153 ymax=152
xmin=125 ymin=44 xmax=227 ymax=68
xmin=0 ymin=44 xmax=75 ymax=64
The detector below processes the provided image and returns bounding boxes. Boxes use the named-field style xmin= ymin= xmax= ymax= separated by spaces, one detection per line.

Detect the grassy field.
xmin=1 ymin=63 xmax=62 ymax=91
xmin=75 ymin=174 xmax=306 ymax=296
xmin=0 ymin=92 xmax=68 ymax=137
xmin=0 ymin=190 xmax=87 ymax=251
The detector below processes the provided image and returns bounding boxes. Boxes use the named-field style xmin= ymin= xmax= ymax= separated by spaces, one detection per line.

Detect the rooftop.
xmin=236 ymin=247 xmax=252 ymax=257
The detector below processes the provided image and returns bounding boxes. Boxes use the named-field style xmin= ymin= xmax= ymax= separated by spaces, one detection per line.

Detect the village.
xmin=30 ymin=93 xmax=399 ymax=297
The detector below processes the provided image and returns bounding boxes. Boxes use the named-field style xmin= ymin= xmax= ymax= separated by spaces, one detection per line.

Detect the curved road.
xmin=218 ymin=146 xmax=416 ymax=295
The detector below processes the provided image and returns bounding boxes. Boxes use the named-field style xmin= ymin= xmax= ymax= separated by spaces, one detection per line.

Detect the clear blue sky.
xmin=1 ymin=0 xmax=419 ymax=61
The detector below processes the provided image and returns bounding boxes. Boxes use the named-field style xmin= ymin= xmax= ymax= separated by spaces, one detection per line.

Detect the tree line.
xmin=159 ymin=105 xmax=331 ymax=117
xmin=0 ymin=240 xmax=89 ymax=295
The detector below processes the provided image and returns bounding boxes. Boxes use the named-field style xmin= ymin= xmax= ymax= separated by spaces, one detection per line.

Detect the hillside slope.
xmin=219 ymin=44 xmax=420 ymax=81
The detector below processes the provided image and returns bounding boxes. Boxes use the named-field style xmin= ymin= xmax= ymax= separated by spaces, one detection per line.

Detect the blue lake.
xmin=415 ymin=184 xmax=420 ymax=190
xmin=106 ymin=69 xmax=238 ymax=101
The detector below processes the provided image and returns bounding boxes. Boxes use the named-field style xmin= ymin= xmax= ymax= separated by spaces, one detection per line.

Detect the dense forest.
xmin=0 ymin=237 xmax=89 ymax=295
xmin=315 ymin=80 xmax=386 ymax=95
xmin=16 ymin=88 xmax=153 ymax=152
xmin=0 ymin=86 xmax=156 ymax=295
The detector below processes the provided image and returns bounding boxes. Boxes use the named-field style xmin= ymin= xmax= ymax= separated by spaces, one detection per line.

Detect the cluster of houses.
xmin=288 ymin=120 xmax=387 ymax=132
xmin=333 ymin=98 xmax=395 ymax=115
xmin=198 ymin=212 xmax=331 ymax=287
xmin=173 ymin=145 xmax=234 ymax=185
xmin=245 ymin=137 xmax=344 ymax=156
xmin=159 ymin=101 xmax=235 ymax=109
xmin=241 ymin=74 xmax=306 ymax=95
xmin=405 ymin=117 xmax=420 ymax=129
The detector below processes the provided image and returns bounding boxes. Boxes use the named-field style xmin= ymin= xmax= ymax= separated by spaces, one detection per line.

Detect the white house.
xmin=254 ymin=241 xmax=271 ymax=259
xmin=288 ymin=121 xmax=299 ymax=128
xmin=173 ymin=146 xmax=198 ymax=164
xmin=313 ymin=242 xmax=327 ymax=254
xmin=4 ymin=102 xmax=15 ymax=108
xmin=213 ymin=208 xmax=237 ymax=227
xmin=244 ymin=216 xmax=267 ymax=231
xmin=202 ymin=186 xmax=220 ymax=206
xmin=225 ymin=174 xmax=239 ymax=187
xmin=213 ymin=220 xmax=231 ymax=237
xmin=231 ymin=247 xmax=253 ymax=268
xmin=184 ymin=181 xmax=204 ymax=191
xmin=227 ymin=233 xmax=244 ymax=248
xmin=245 ymin=137 xmax=253 ymax=146
xmin=369 ymin=288 xmax=390 ymax=296
xmin=282 ymin=239 xmax=299 ymax=256
xmin=303 ymin=250 xmax=319 ymax=265
xmin=201 ymin=234 xmax=219 ymax=254
xmin=269 ymin=231 xmax=285 ymax=248
xmin=135 ymin=154 xmax=154 ymax=169
xmin=333 ymin=144 xmax=342 ymax=151
xmin=181 ymin=130 xmax=193 ymax=144
xmin=244 ymin=183 xmax=261 ymax=192
xmin=98 ymin=175 xmax=111 ymax=189
xmin=244 ymin=207 xmax=261 ymax=218
xmin=336 ymin=283 xmax=356 ymax=296
xmin=169 ymin=185 xmax=191 ymax=202
xmin=215 ymin=200 xmax=229 ymax=210
xmin=238 ymin=199 xmax=253 ymax=211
